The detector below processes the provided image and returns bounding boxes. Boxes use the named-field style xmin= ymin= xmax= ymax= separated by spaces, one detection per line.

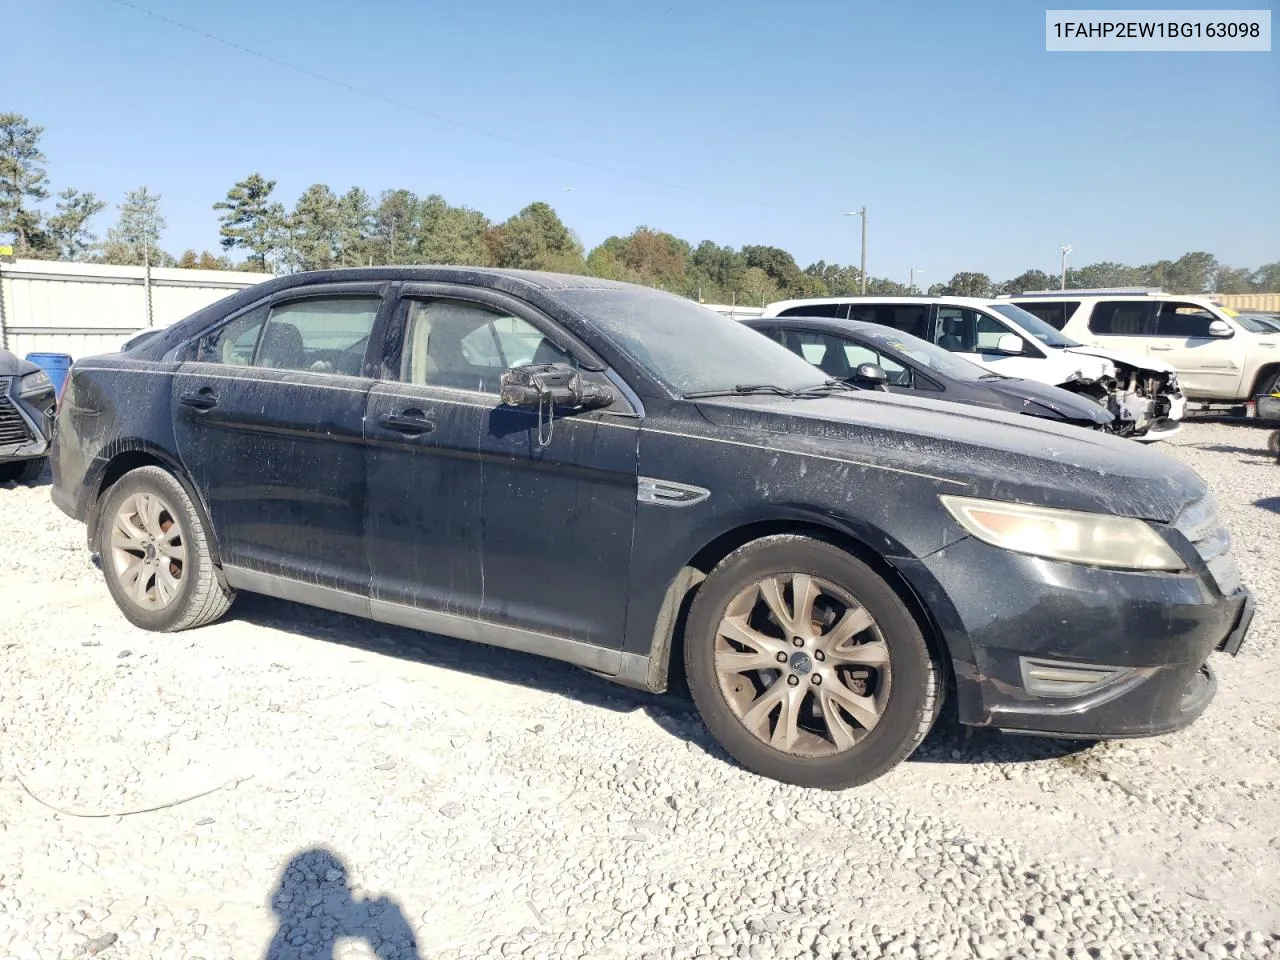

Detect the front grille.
xmin=0 ymin=395 xmax=34 ymax=447
xmin=1173 ymin=492 xmax=1242 ymax=595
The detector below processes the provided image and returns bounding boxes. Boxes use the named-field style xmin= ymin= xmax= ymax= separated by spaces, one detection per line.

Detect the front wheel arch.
xmin=650 ymin=519 xmax=953 ymax=701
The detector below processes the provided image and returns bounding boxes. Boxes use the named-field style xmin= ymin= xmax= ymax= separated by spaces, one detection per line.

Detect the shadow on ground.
xmin=1255 ymin=497 xmax=1280 ymax=514
xmin=264 ymin=848 xmax=421 ymax=960
xmin=230 ymin=593 xmax=1090 ymax=773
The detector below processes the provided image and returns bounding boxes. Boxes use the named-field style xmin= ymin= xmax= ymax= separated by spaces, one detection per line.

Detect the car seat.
xmin=530 ymin=337 xmax=571 ymax=367
xmin=819 ymin=346 xmax=850 ymax=379
xmin=936 ymin=318 xmax=964 ymax=351
xmin=257 ymin=322 xmax=305 ymax=369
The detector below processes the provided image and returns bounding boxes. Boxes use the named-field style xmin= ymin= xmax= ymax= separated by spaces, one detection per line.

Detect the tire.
xmin=1257 ymin=370 xmax=1280 ymax=399
xmin=95 ymin=465 xmax=235 ymax=631
xmin=0 ymin=458 xmax=45 ymax=485
xmin=684 ymin=534 xmax=942 ymax=789
xmin=1269 ymin=430 xmax=1280 ymax=458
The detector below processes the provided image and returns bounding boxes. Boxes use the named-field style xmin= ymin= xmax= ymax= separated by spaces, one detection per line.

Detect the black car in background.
xmin=0 ymin=349 xmax=56 ymax=484
xmin=50 ymin=268 xmax=1252 ymax=788
xmin=744 ymin=317 xmax=1115 ymax=431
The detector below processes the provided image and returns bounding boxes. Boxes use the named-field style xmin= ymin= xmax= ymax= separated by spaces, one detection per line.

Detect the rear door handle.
xmin=180 ymin=388 xmax=218 ymax=410
xmin=1149 ymin=345 xmax=1173 ymax=351
xmin=379 ymin=410 xmax=435 ymax=435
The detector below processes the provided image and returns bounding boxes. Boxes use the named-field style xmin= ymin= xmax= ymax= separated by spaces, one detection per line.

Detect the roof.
xmin=249 ymin=265 xmax=640 ymax=295
xmin=764 ymin=295 xmax=996 ymax=313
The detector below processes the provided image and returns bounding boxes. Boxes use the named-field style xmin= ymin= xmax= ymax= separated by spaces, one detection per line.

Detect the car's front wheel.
xmin=684 ymin=535 xmax=941 ymax=789
xmin=96 ymin=466 xmax=235 ymax=631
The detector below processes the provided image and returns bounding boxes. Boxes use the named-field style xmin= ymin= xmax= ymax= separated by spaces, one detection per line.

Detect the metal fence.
xmin=0 ymin=258 xmax=274 ymax=359
xmin=1216 ymin=293 xmax=1280 ymax=313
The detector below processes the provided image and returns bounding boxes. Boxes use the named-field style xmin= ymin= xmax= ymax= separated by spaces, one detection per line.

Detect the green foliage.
xmin=0 ymin=112 xmax=50 ymax=255
xmin=214 ymin=173 xmax=285 ymax=271
xmin=100 ymin=187 xmax=170 ymax=266
xmin=932 ymin=272 xmax=995 ymax=298
xmin=488 ymin=201 xmax=584 ymax=272
xmin=176 ymin=249 xmax=234 ymax=270
xmin=1253 ymin=262 xmax=1280 ymax=292
xmin=46 ymin=188 xmax=106 ymax=261
xmin=999 ymin=269 xmax=1056 ymax=295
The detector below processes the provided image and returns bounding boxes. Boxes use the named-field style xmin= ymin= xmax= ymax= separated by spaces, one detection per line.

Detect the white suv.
xmin=1002 ymin=291 xmax=1280 ymax=405
xmin=761 ymin=295 xmax=1185 ymax=441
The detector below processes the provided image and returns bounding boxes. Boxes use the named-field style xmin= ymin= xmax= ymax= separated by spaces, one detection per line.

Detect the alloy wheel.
xmin=107 ymin=491 xmax=187 ymax=610
xmin=714 ymin=573 xmax=891 ymax=757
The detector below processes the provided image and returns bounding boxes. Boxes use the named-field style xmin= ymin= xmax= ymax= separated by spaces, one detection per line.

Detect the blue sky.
xmin=7 ymin=0 xmax=1278 ymax=283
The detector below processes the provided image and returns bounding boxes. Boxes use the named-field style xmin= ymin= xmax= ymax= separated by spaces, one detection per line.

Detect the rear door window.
xmin=847 ymin=304 xmax=929 ymax=339
xmin=255 ymin=297 xmax=382 ymax=375
xmin=1088 ymin=301 xmax=1153 ymax=336
xmin=778 ymin=303 xmax=842 ymax=318
xmin=190 ymin=304 xmax=268 ymax=365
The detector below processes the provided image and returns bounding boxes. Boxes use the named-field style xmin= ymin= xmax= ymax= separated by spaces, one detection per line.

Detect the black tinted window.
xmin=1154 ymin=303 xmax=1217 ymax=338
xmin=1015 ymin=300 xmax=1079 ymax=330
xmin=847 ymin=305 xmax=929 ymax=339
xmin=779 ymin=303 xmax=841 ymax=318
xmin=1088 ymin=302 xmax=1152 ymax=336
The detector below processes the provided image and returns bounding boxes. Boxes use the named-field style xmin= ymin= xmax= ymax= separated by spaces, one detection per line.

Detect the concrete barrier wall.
xmin=0 ymin=259 xmax=274 ymax=359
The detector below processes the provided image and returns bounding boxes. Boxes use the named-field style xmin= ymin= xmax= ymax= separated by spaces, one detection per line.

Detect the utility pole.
xmin=1060 ymin=244 xmax=1073 ymax=291
xmin=143 ymin=211 xmax=154 ymax=328
xmin=844 ymin=207 xmax=868 ymax=294
xmin=909 ymin=267 xmax=923 ymax=293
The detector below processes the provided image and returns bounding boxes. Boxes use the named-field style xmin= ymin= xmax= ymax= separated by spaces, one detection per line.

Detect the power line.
xmin=103 ymin=0 xmax=842 ymax=216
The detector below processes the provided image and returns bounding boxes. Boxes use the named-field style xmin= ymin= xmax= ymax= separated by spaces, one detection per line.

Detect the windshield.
xmin=858 ymin=326 xmax=999 ymax=381
xmin=1236 ymin=314 xmax=1280 ymax=334
xmin=557 ymin=289 xmax=830 ymax=395
xmin=989 ymin=302 xmax=1081 ymax=348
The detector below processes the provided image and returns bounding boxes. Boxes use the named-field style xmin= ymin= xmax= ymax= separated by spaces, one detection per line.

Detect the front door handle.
xmin=379 ymin=410 xmax=435 ymax=435
xmin=180 ymin=388 xmax=218 ymax=410
xmin=1149 ymin=345 xmax=1174 ymax=351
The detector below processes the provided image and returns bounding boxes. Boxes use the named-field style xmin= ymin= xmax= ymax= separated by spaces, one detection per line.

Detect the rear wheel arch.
xmin=650 ymin=518 xmax=952 ymax=698
xmin=87 ymin=445 xmax=224 ymax=571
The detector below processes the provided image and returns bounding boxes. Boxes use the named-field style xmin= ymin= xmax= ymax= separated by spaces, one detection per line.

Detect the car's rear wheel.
xmin=0 ymin=458 xmax=46 ymax=485
xmin=96 ymin=466 xmax=235 ymax=631
xmin=684 ymin=535 xmax=941 ymax=789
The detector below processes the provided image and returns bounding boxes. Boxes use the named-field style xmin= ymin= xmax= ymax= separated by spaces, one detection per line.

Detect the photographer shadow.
xmin=265 ymin=848 xmax=420 ymax=960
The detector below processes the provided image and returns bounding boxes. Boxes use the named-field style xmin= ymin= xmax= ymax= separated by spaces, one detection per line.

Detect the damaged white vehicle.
xmin=761 ymin=295 xmax=1184 ymax=441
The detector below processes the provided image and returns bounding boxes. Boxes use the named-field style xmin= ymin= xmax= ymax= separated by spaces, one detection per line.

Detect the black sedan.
xmin=0 ymin=349 xmax=55 ymax=484
xmin=744 ymin=316 xmax=1114 ymax=430
xmin=51 ymin=268 xmax=1252 ymax=788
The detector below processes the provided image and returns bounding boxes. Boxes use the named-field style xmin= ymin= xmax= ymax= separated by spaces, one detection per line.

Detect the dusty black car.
xmin=51 ymin=268 xmax=1253 ymax=788
xmin=0 ymin=349 xmax=56 ymax=484
xmin=743 ymin=316 xmax=1115 ymax=430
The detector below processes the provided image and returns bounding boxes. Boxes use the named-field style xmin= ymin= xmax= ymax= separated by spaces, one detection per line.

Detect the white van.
xmin=761 ymin=296 xmax=1185 ymax=440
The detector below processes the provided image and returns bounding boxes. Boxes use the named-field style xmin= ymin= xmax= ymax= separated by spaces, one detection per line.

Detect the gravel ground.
xmin=1 ymin=420 xmax=1278 ymax=960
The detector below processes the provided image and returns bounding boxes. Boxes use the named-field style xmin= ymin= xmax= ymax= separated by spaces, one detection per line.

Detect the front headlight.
xmin=18 ymin=369 xmax=53 ymax=397
xmin=940 ymin=495 xmax=1185 ymax=571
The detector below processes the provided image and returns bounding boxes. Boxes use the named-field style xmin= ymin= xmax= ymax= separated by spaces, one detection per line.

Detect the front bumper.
xmin=892 ymin=538 xmax=1253 ymax=739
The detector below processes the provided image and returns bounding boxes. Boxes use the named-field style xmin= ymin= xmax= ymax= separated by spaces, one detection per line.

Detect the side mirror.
xmin=500 ymin=362 xmax=616 ymax=412
xmin=995 ymin=333 xmax=1025 ymax=355
xmin=1208 ymin=319 xmax=1234 ymax=338
xmin=851 ymin=362 xmax=889 ymax=390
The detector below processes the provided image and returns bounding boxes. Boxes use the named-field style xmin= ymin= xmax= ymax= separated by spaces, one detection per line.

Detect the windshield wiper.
xmin=794 ymin=379 xmax=859 ymax=396
xmin=685 ymin=383 xmax=806 ymax=399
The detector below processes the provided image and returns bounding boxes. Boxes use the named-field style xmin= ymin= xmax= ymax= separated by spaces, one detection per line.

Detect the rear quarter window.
xmin=1088 ymin=302 xmax=1151 ymax=336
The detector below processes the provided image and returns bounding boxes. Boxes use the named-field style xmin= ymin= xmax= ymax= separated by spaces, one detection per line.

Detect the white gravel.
xmin=1 ymin=419 xmax=1279 ymax=960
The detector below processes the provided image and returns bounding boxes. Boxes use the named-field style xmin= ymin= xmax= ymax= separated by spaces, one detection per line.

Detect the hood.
xmin=1064 ymin=344 xmax=1177 ymax=376
xmin=982 ymin=377 xmax=1114 ymax=425
xmin=694 ymin=390 xmax=1202 ymax=523
xmin=0 ymin=350 xmax=40 ymax=378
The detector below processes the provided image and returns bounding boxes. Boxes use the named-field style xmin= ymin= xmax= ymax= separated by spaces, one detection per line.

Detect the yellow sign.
xmin=0 ymin=245 xmax=13 ymax=257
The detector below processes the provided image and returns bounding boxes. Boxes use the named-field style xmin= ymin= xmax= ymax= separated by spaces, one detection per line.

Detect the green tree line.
xmin=3 ymin=113 xmax=1277 ymax=300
